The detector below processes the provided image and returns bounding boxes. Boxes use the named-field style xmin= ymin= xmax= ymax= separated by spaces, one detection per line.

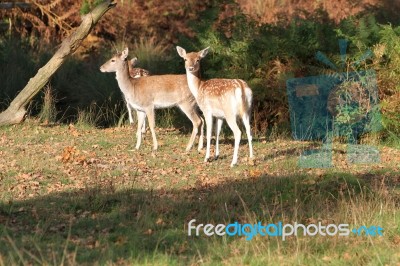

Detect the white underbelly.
xmin=129 ymin=102 xmax=145 ymax=112
xmin=211 ymin=109 xmax=225 ymax=118
xmin=126 ymin=97 xmax=176 ymax=111
xmin=154 ymin=101 xmax=176 ymax=109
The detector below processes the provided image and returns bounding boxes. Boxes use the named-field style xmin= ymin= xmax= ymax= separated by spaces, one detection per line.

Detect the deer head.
xmin=176 ymin=46 xmax=209 ymax=73
xmin=100 ymin=47 xmax=129 ymax=73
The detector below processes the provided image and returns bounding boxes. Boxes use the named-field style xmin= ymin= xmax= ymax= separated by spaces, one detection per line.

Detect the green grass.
xmin=0 ymin=121 xmax=399 ymax=265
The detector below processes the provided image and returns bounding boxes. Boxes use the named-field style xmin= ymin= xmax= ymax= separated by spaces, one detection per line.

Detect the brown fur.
xmin=176 ymin=46 xmax=253 ymax=167
xmin=100 ymin=48 xmax=204 ymax=151
xmin=127 ymin=57 xmax=150 ymax=78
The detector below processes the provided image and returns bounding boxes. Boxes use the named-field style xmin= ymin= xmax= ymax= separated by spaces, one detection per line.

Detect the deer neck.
xmin=115 ymin=62 xmax=134 ymax=94
xmin=186 ymin=69 xmax=202 ymax=100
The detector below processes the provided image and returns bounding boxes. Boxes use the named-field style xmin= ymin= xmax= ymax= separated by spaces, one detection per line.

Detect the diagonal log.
xmin=0 ymin=0 xmax=116 ymax=126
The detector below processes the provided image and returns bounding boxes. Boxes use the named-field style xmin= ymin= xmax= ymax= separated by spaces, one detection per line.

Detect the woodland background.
xmin=0 ymin=0 xmax=399 ymax=140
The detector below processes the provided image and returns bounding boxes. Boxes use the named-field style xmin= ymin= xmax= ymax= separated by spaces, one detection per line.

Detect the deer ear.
xmin=121 ymin=48 xmax=129 ymax=60
xmin=176 ymin=46 xmax=186 ymax=58
xmin=130 ymin=57 xmax=138 ymax=66
xmin=199 ymin=47 xmax=210 ymax=58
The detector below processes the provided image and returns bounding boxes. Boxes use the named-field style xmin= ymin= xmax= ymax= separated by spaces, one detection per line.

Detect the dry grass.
xmin=0 ymin=121 xmax=399 ymax=264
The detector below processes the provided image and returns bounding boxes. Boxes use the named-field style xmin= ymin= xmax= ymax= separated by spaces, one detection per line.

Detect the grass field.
xmin=0 ymin=121 xmax=399 ymax=265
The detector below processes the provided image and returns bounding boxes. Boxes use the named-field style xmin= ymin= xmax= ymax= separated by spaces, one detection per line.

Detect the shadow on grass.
xmin=0 ymin=170 xmax=398 ymax=264
xmin=262 ymin=144 xmax=316 ymax=160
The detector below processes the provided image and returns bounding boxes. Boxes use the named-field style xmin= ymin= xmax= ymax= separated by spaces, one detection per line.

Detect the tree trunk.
xmin=0 ymin=0 xmax=116 ymax=126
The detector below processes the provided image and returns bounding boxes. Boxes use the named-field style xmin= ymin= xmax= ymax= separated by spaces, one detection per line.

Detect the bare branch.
xmin=0 ymin=0 xmax=116 ymax=126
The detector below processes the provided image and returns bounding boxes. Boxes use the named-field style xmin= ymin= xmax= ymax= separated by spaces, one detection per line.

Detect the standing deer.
xmin=176 ymin=46 xmax=253 ymax=167
xmin=100 ymin=47 xmax=203 ymax=151
xmin=128 ymin=57 xmax=150 ymax=78
xmin=125 ymin=57 xmax=150 ymax=133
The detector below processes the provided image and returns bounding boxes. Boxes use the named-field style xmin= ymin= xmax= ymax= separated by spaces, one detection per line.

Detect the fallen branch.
xmin=0 ymin=0 xmax=116 ymax=126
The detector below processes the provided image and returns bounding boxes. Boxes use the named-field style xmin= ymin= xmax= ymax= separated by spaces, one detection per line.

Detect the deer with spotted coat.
xmin=125 ymin=57 xmax=150 ymax=132
xmin=176 ymin=46 xmax=253 ymax=167
xmin=128 ymin=57 xmax=150 ymax=78
xmin=100 ymin=48 xmax=204 ymax=151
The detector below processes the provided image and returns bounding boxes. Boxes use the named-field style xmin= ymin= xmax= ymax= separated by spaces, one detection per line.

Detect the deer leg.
xmin=242 ymin=113 xmax=254 ymax=159
xmin=178 ymin=102 xmax=204 ymax=152
xmin=204 ymin=112 xmax=213 ymax=162
xmin=135 ymin=111 xmax=146 ymax=149
xmin=134 ymin=109 xmax=146 ymax=133
xmin=140 ymin=112 xmax=146 ymax=134
xmin=126 ymin=100 xmax=134 ymax=124
xmin=215 ymin=118 xmax=223 ymax=159
xmin=225 ymin=115 xmax=241 ymax=167
xmin=198 ymin=114 xmax=204 ymax=152
xmin=145 ymin=108 xmax=158 ymax=150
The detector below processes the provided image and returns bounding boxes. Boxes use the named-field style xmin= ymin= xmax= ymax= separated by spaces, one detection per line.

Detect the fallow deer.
xmin=176 ymin=46 xmax=253 ymax=167
xmin=100 ymin=48 xmax=203 ymax=151
xmin=125 ymin=57 xmax=150 ymax=132
xmin=128 ymin=57 xmax=150 ymax=78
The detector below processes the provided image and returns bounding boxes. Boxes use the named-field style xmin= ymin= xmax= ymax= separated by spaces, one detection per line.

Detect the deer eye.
xmin=111 ymin=59 xmax=115 ymax=62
